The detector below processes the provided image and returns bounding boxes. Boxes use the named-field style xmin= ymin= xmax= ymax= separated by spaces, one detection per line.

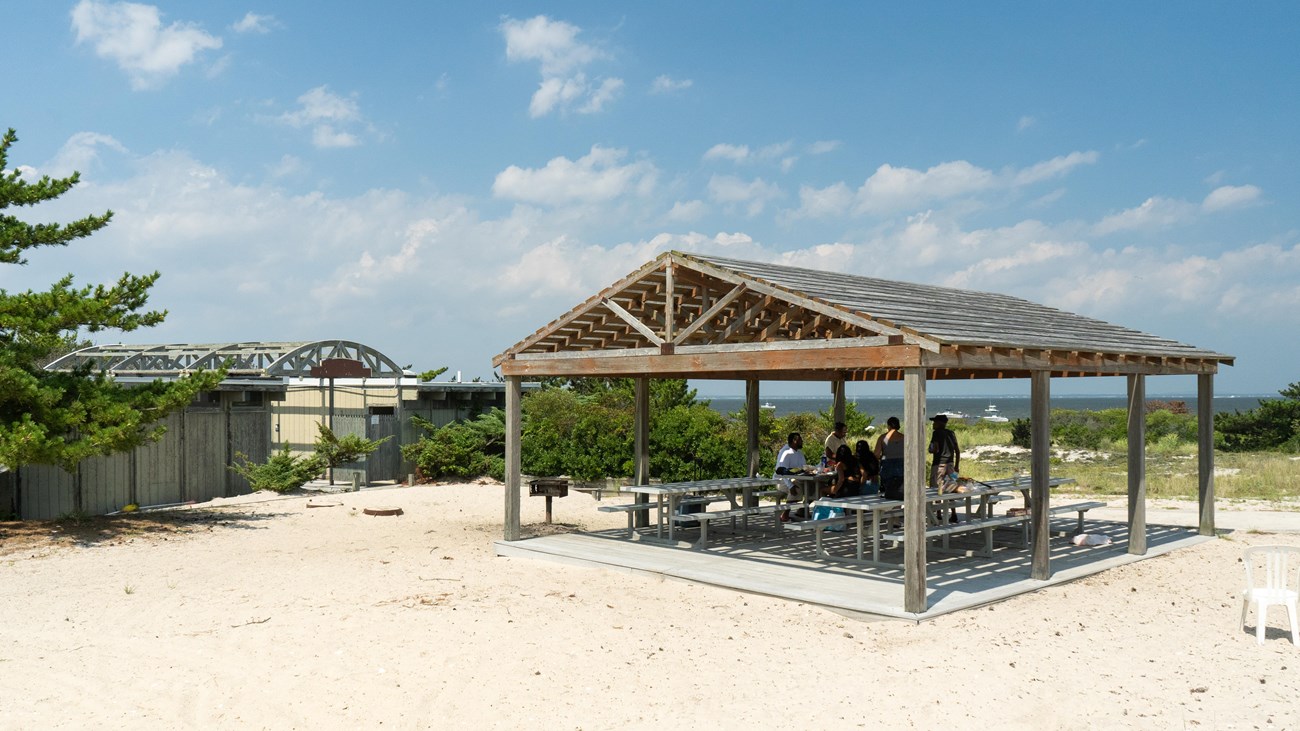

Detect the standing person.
xmin=823 ymin=422 xmax=848 ymax=463
xmin=927 ymin=415 xmax=961 ymax=487
xmin=874 ymin=416 xmax=905 ymax=501
xmin=928 ymin=415 xmax=962 ymax=524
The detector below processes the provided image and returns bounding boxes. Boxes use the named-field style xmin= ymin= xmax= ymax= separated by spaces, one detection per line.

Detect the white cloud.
xmin=267 ymin=154 xmax=304 ymax=178
xmin=703 ymin=141 xmax=794 ymax=168
xmin=502 ymin=15 xmax=621 ymax=117
xmin=231 ymin=12 xmax=276 ymax=34
xmin=1202 ymin=184 xmax=1262 ymax=213
xmin=492 ymin=145 xmax=657 ymax=205
xmin=70 ymin=0 xmax=222 ymax=90
xmin=501 ymin=15 xmax=601 ymax=75
xmin=788 ymin=182 xmax=854 ymax=219
xmin=277 ymin=86 xmax=366 ymax=148
xmin=1017 ymin=115 xmax=1036 ymax=132
xmin=650 ymin=75 xmax=692 ymax=94
xmin=45 ymin=132 xmax=129 ymax=176
xmin=579 ymin=77 xmax=624 ymax=113
xmin=1093 ymin=196 xmax=1197 ymax=235
xmin=707 ymin=175 xmax=782 ymax=216
xmin=855 ymin=160 xmax=996 ymax=214
xmin=311 ymin=125 xmax=359 ymax=149
xmin=783 ymin=151 xmax=1100 ymax=218
xmin=529 ymin=75 xmax=586 ymax=117
xmin=1012 ymin=151 xmax=1098 ymax=186
xmin=704 ymin=143 xmax=750 ymax=162
xmin=665 ymin=199 xmax=707 ymax=222
xmin=808 ymin=140 xmax=841 ymax=155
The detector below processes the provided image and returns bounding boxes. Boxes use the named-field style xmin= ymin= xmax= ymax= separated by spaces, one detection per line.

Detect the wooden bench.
xmin=882 ymin=513 xmax=1029 ymax=556
xmin=1047 ymin=500 xmax=1107 ymax=535
xmin=597 ymin=502 xmax=656 ymax=538
xmin=670 ymin=502 xmax=789 ymax=549
xmin=781 ymin=515 xmax=856 ymax=558
xmin=598 ymin=491 xmax=784 ymax=538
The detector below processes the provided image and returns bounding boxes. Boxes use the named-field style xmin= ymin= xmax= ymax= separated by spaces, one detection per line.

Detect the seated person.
xmin=855 ymin=439 xmax=880 ymax=495
xmin=823 ymin=421 xmax=848 ymax=464
xmin=829 ymin=444 xmax=863 ymax=498
xmin=774 ymin=432 xmax=807 ymax=520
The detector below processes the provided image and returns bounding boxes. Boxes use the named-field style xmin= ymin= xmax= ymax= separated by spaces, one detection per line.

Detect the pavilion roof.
xmin=494 ymin=251 xmax=1232 ymax=381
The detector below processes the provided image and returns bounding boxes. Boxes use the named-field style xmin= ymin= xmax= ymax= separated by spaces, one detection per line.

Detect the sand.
xmin=1 ymin=483 xmax=1297 ymax=730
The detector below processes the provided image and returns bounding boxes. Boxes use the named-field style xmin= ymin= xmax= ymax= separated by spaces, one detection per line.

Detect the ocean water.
xmin=702 ymin=395 xmax=1270 ymax=421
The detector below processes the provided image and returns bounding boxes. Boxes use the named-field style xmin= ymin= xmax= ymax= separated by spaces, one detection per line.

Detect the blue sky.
xmin=3 ymin=2 xmax=1297 ymax=398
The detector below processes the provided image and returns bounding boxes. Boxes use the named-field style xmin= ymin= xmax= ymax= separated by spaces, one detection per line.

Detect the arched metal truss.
xmin=45 ymin=341 xmax=408 ymax=379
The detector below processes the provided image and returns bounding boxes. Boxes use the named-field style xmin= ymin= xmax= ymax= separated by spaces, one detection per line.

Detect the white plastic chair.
xmin=1240 ymin=545 xmax=1300 ymax=646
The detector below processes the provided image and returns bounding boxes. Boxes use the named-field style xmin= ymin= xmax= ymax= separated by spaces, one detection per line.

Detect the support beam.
xmin=664 ymin=261 xmax=675 ymax=341
xmin=504 ymin=376 xmax=522 ymax=541
xmin=1030 ymin=371 xmax=1051 ymax=580
xmin=903 ymin=368 xmax=927 ymax=614
xmin=603 ymin=297 xmax=665 ymax=345
xmin=634 ymin=377 xmax=651 ymax=527
xmin=746 ymin=380 xmax=761 ymax=502
xmin=1127 ymin=375 xmax=1148 ymax=554
xmin=1198 ymin=374 xmax=1216 ymax=536
xmin=831 ymin=378 xmax=846 ymax=428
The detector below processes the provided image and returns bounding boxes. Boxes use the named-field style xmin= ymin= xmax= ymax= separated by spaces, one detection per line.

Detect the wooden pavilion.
xmin=492 ymin=250 xmax=1234 ymax=613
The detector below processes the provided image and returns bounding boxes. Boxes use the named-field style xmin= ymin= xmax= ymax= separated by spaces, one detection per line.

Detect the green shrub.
xmin=401 ymin=409 xmax=506 ymax=480
xmin=313 ymin=422 xmax=390 ymax=473
xmin=230 ymin=444 xmax=324 ymax=493
xmin=1216 ymin=382 xmax=1300 ymax=453
xmin=1010 ymin=418 xmax=1032 ymax=448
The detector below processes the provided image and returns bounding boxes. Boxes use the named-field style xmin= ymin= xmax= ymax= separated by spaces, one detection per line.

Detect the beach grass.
xmin=952 ymin=422 xmax=1300 ymax=505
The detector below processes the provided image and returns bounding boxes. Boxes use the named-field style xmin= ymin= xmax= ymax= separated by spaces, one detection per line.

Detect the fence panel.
xmin=79 ymin=451 xmax=133 ymax=516
xmin=229 ymin=409 xmax=270 ymax=495
xmin=185 ymin=410 xmax=227 ymax=502
xmin=19 ymin=465 xmax=76 ymax=520
xmin=136 ymin=413 xmax=184 ymax=509
xmin=367 ymin=414 xmax=401 ymax=481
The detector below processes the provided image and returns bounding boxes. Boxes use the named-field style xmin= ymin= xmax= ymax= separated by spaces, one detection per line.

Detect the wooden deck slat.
xmin=496 ymin=519 xmax=1210 ymax=620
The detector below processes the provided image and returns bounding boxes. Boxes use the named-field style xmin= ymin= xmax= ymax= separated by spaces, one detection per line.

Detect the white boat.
xmin=936 ymin=409 xmax=974 ymax=423
xmin=760 ymin=402 xmax=776 ymax=410
xmin=981 ymin=403 xmax=1009 ymax=423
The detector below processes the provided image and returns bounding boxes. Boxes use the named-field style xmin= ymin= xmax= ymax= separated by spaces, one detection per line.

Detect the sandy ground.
xmin=2 ymin=484 xmax=1298 ymax=730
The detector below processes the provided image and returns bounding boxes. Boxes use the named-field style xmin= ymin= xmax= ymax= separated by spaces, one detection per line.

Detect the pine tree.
xmin=0 ymin=128 xmax=223 ymax=472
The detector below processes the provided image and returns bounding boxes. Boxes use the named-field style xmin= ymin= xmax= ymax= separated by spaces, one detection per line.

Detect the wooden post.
xmin=1127 ymin=374 xmax=1148 ymax=554
xmin=1030 ymin=370 xmax=1051 ymax=580
xmin=664 ymin=261 xmax=675 ymax=341
xmin=634 ymin=377 xmax=651 ymax=527
xmin=903 ymin=368 xmax=927 ymax=614
xmin=1197 ymin=374 xmax=1216 ymax=536
xmin=504 ymin=376 xmax=522 ymax=541
xmin=831 ymin=377 xmax=846 ymax=428
xmin=745 ymin=379 xmax=760 ymax=484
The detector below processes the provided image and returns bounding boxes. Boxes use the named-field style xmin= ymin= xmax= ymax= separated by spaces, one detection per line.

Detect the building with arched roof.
xmin=5 ymin=340 xmax=506 ymax=519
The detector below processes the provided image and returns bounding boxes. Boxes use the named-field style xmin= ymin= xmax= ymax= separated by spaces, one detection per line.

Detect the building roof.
xmin=494 ymin=250 xmax=1232 ymax=382
xmin=45 ymin=340 xmax=408 ymax=379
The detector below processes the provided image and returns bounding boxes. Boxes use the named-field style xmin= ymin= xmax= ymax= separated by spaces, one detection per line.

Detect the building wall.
xmin=9 ymin=381 xmax=507 ymax=519
xmin=271 ymin=380 xmax=506 ymax=483
xmin=13 ymin=393 xmax=272 ymax=520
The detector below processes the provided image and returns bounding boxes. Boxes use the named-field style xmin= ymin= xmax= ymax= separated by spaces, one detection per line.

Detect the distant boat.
xmin=936 ymin=409 xmax=974 ymax=423
xmin=981 ymin=403 xmax=1010 ymax=423
xmin=760 ymin=402 xmax=776 ymax=410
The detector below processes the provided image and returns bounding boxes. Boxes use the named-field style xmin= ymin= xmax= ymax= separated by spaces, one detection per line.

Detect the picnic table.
xmin=621 ymin=477 xmax=783 ymax=541
xmin=809 ymin=476 xmax=1083 ymax=567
